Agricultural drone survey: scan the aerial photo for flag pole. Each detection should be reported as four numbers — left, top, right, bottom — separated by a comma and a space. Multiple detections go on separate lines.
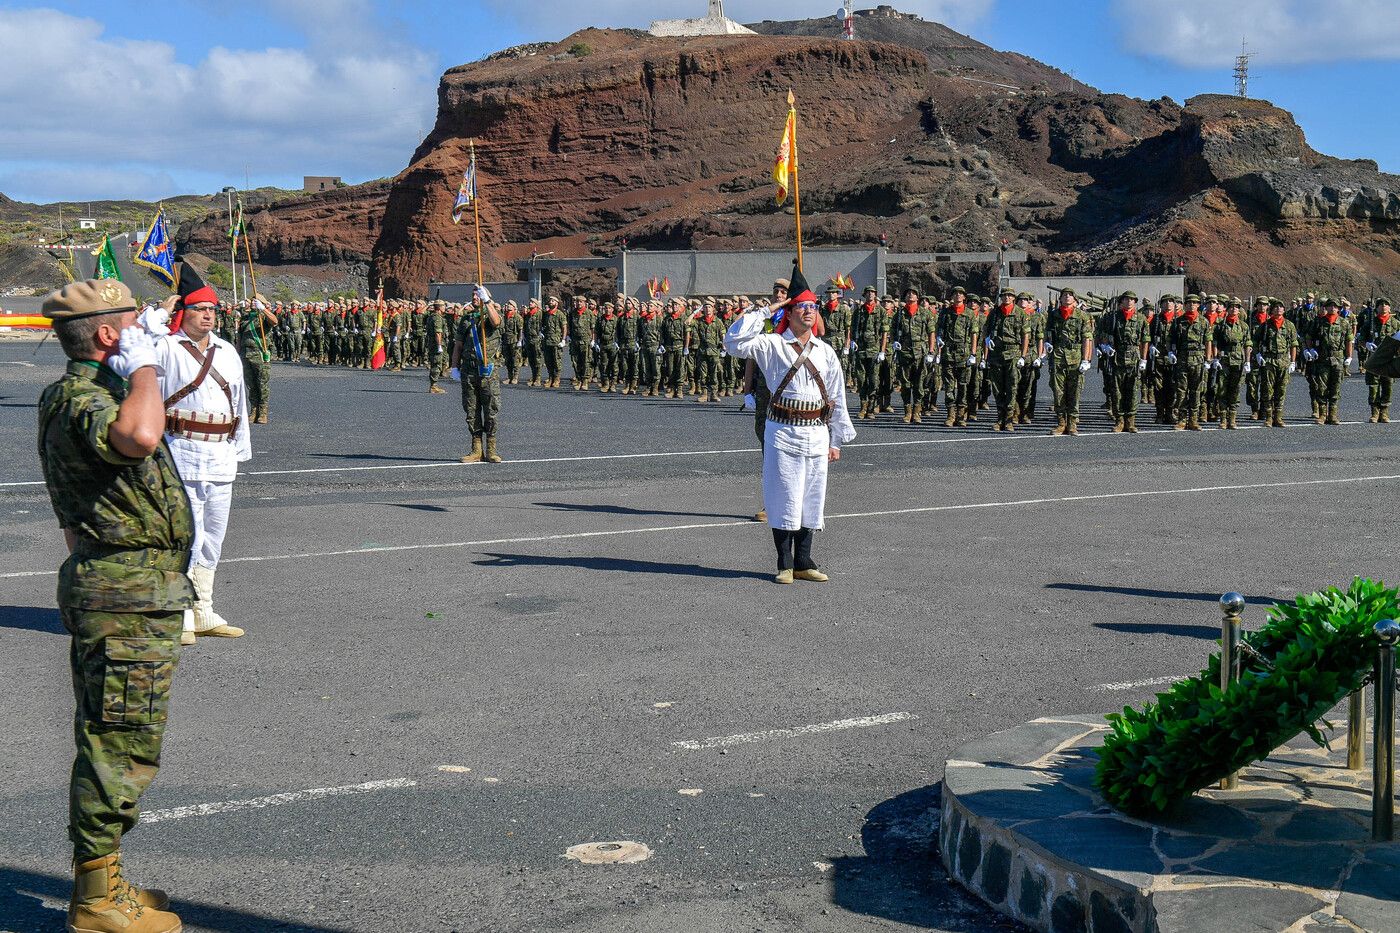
789, 90, 804, 273
241, 205, 267, 353
470, 139, 487, 365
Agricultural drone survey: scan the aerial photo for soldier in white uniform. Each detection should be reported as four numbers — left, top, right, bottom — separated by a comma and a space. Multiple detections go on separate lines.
154, 270, 251, 645
725, 266, 855, 584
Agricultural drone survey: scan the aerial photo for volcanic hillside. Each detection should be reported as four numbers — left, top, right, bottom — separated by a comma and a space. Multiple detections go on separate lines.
197, 11, 1400, 299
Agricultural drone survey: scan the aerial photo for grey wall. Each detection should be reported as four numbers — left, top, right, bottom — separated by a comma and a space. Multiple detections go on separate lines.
1003, 275, 1186, 307
429, 281, 533, 307
618, 248, 881, 300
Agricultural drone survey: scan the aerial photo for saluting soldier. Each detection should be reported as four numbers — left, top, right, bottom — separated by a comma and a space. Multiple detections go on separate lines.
450, 287, 504, 463
39, 280, 195, 933
237, 293, 277, 424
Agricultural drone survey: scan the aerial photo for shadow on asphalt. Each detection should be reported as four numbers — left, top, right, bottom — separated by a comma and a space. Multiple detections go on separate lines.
1046, 583, 1276, 606
306, 452, 450, 463
535, 501, 755, 521
473, 552, 772, 581
0, 606, 63, 635
0, 865, 355, 933
829, 785, 1024, 931
1093, 621, 1222, 639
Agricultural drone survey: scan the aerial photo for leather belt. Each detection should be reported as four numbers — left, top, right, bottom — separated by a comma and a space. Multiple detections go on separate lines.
165, 408, 237, 442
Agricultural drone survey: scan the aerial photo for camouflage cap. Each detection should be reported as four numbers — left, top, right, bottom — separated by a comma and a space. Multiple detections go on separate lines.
42, 279, 138, 320
999, 286, 1016, 297
863, 285, 877, 294
1016, 291, 1035, 302
1059, 287, 1077, 298
1323, 296, 1339, 307
1184, 294, 1201, 303
1378, 297, 1392, 307
1228, 296, 1243, 307
1269, 297, 1285, 307
1119, 290, 1138, 301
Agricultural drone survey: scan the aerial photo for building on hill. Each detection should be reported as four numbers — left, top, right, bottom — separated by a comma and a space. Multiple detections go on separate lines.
304, 176, 342, 193
650, 0, 755, 37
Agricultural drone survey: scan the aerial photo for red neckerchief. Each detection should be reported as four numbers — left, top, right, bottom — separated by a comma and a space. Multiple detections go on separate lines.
863, 301, 876, 314
1381, 312, 1392, 323
1000, 302, 1014, 316
1122, 309, 1134, 321
826, 300, 838, 312
1325, 312, 1338, 324
905, 302, 919, 317
1184, 310, 1198, 323
1226, 313, 1239, 324
1059, 306, 1073, 320
1255, 312, 1267, 323
1271, 317, 1284, 329
704, 313, 714, 323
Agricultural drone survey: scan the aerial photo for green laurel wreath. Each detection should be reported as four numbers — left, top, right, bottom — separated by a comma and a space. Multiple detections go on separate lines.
1094, 578, 1395, 817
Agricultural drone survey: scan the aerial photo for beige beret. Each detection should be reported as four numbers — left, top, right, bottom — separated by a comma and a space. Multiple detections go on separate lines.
42, 279, 138, 321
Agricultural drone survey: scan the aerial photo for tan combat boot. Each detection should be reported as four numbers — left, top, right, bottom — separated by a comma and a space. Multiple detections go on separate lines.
428, 384, 446, 394
1325, 403, 1340, 425
1382, 407, 1391, 424
460, 436, 483, 463
1112, 417, 1124, 433
1053, 417, 1066, 436
944, 408, 955, 427
911, 404, 923, 424
485, 436, 503, 464
903, 407, 914, 425
955, 406, 968, 427
69, 853, 181, 933
1272, 408, 1285, 427
1186, 418, 1202, 431
1125, 414, 1138, 433
1370, 405, 1379, 423
1066, 419, 1079, 436
1004, 418, 1015, 432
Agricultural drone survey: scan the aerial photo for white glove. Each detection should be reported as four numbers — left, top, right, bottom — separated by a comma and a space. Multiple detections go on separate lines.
877, 351, 886, 362
978, 360, 987, 370
1077, 360, 1091, 373
592, 341, 600, 351
137, 304, 170, 337
656, 346, 664, 355
924, 353, 935, 365
1253, 353, 1264, 367
1345, 356, 1354, 367
474, 285, 492, 304
892, 341, 902, 351
1148, 345, 1159, 359
985, 337, 995, 351
1288, 362, 1297, 373
1100, 344, 1115, 357
1303, 348, 1318, 362
1137, 359, 1147, 372
682, 348, 689, 357
611, 342, 619, 351
742, 393, 756, 411
1016, 357, 1025, 368
966, 355, 976, 367
448, 367, 461, 381
1243, 362, 1252, 374
1210, 359, 1221, 371
558, 340, 565, 348
842, 347, 850, 357
1166, 352, 1178, 365
517, 339, 524, 348
1366, 342, 1378, 352
1034, 356, 1044, 369
632, 343, 640, 352
107, 326, 162, 378
720, 350, 727, 358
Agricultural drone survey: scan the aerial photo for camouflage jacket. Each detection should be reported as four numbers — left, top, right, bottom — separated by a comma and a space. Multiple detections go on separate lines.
1253, 318, 1300, 360
851, 301, 885, 352
455, 313, 501, 378
38, 361, 194, 610
1212, 319, 1252, 366
1045, 308, 1093, 366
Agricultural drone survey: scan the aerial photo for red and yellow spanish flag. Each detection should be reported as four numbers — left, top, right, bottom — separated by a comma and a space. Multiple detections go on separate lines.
370, 305, 387, 370
772, 90, 797, 205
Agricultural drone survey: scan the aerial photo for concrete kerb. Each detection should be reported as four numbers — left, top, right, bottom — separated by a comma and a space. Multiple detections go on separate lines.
938, 715, 1399, 933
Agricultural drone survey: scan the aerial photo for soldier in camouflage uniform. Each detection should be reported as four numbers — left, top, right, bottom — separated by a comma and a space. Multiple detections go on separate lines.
984, 287, 1030, 431
595, 302, 620, 391
617, 299, 640, 393
893, 287, 936, 424
1245, 297, 1269, 418
1167, 295, 1210, 430
39, 280, 194, 933
425, 299, 449, 394
540, 297, 566, 388
1358, 297, 1397, 422
693, 301, 727, 402
851, 286, 887, 420
1304, 296, 1353, 425
1253, 298, 1299, 427
937, 288, 978, 427
238, 295, 277, 424
499, 301, 523, 384
567, 296, 593, 390
637, 300, 662, 394
821, 287, 852, 389
286, 301, 305, 363
521, 299, 544, 386
1100, 292, 1150, 432
1210, 297, 1252, 429
659, 299, 688, 399
1015, 293, 1046, 424
1046, 288, 1094, 435
451, 288, 504, 463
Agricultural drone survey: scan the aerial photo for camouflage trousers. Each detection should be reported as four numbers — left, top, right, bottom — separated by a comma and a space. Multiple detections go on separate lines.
542, 344, 562, 383
428, 350, 446, 386
1259, 359, 1291, 411
638, 348, 659, 388
523, 341, 542, 382
461, 373, 501, 437
1367, 372, 1394, 407
1050, 363, 1084, 421
569, 343, 591, 386
241, 353, 270, 415
64, 598, 184, 861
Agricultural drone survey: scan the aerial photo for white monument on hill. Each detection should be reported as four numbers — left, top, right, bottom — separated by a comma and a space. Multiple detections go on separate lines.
650, 0, 757, 37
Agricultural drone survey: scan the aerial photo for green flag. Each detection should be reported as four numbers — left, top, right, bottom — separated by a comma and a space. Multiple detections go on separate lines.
92, 235, 122, 281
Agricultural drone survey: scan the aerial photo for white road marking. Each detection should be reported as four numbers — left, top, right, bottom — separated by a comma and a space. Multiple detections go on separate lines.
0, 417, 1360, 488
1090, 675, 1187, 692
139, 778, 416, 824
672, 712, 917, 750
3, 472, 1397, 580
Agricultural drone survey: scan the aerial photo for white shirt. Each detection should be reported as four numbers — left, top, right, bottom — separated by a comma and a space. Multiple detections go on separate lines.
725, 309, 857, 454
154, 330, 252, 482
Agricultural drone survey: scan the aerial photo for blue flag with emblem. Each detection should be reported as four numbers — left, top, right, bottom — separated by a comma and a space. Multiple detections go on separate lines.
451, 155, 476, 225
134, 206, 176, 287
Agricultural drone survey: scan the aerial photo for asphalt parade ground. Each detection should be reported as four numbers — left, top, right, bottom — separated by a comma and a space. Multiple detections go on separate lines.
2, 339, 1397, 932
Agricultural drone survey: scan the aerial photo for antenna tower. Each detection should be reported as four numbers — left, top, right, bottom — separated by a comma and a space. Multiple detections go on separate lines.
1233, 39, 1253, 97
837, 1, 854, 40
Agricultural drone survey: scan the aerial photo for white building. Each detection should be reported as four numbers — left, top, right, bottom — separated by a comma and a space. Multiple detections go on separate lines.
650, 0, 756, 37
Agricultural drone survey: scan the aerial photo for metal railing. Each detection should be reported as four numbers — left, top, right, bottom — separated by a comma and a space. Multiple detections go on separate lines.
1215, 594, 1397, 842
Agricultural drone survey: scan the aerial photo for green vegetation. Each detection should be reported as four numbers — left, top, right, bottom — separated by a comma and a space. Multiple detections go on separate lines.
1095, 578, 1396, 817
567, 42, 593, 58
204, 262, 235, 289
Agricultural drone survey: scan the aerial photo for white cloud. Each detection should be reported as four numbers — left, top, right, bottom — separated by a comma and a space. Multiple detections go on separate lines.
0, 7, 436, 202
482, 0, 994, 38
1111, 0, 1400, 67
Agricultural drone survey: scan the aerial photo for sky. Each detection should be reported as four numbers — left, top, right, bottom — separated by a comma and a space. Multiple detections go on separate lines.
0, 0, 1395, 205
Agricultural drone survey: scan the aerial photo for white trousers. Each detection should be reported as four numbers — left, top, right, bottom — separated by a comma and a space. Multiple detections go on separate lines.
762, 424, 829, 532
186, 479, 233, 570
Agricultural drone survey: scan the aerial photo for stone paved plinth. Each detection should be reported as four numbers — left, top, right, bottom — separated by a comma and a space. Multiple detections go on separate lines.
940, 715, 1398, 932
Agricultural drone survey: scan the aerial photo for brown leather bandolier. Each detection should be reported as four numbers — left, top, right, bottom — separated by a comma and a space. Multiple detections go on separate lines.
164, 341, 240, 439
767, 339, 833, 426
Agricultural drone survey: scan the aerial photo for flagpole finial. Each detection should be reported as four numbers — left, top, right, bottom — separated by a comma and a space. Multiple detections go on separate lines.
787, 89, 795, 106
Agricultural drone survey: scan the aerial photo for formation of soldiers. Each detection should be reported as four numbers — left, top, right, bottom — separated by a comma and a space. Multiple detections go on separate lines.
211, 286, 1397, 432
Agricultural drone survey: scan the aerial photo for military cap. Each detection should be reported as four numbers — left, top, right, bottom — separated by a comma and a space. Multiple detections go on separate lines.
431, 299, 446, 308
999, 286, 1016, 297
1306, 291, 1317, 299
1016, 291, 1035, 302
903, 286, 920, 297
1228, 296, 1243, 307
1269, 297, 1285, 307
1323, 295, 1339, 307
774, 277, 791, 290
1377, 297, 1392, 307
42, 279, 137, 320
863, 285, 877, 295
1059, 287, 1077, 298
1184, 293, 1201, 303
1253, 295, 1267, 305
1119, 290, 1138, 301
952, 286, 967, 295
